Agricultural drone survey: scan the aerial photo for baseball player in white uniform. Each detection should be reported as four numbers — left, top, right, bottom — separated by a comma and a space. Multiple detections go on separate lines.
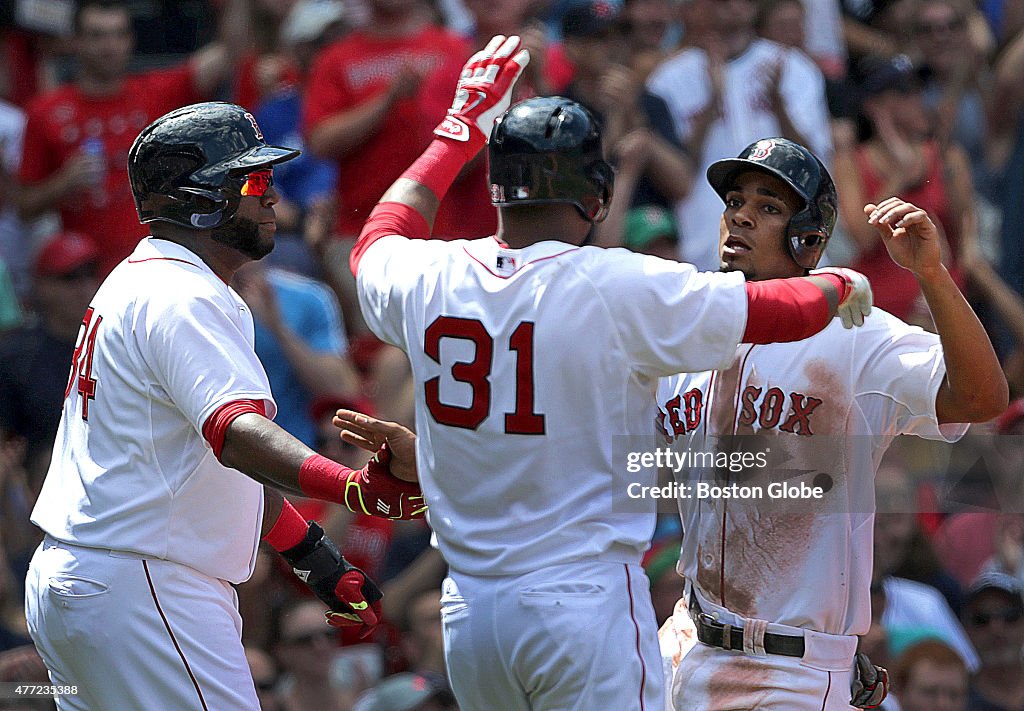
25, 102, 424, 710
345, 37, 873, 710
654, 138, 1008, 710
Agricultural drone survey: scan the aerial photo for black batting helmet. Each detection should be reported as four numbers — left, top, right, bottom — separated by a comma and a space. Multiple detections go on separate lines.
128, 102, 300, 230
707, 138, 837, 269
489, 97, 614, 223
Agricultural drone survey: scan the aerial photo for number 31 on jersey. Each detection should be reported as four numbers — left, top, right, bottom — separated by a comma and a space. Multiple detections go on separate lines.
424, 316, 545, 435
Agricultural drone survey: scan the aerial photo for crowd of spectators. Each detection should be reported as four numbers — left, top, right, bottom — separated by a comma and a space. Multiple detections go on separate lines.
1, 0, 1024, 708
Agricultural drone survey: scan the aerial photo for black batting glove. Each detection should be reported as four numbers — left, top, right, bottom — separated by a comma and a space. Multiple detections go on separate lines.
278, 522, 383, 634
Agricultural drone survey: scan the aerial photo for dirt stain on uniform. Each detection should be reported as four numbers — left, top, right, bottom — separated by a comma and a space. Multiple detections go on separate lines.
705, 654, 776, 710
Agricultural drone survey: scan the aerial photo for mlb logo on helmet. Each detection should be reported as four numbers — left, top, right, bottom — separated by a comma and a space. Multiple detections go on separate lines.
749, 139, 776, 161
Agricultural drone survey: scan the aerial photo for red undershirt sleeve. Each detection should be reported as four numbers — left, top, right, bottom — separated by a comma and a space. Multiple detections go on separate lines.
742, 273, 845, 344
202, 399, 267, 461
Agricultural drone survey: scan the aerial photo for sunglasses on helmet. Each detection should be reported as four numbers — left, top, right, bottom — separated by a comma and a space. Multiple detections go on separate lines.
240, 169, 274, 197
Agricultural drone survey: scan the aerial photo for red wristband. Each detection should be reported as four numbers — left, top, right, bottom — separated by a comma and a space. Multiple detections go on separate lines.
814, 272, 851, 303
262, 498, 309, 552
400, 139, 473, 200
298, 453, 353, 504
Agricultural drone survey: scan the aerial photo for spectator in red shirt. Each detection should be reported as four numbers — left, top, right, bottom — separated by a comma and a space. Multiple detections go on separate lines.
303, 0, 468, 334
16, 0, 252, 276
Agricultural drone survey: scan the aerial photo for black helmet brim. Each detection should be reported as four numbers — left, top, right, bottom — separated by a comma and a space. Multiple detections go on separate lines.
192, 144, 301, 182
706, 158, 811, 205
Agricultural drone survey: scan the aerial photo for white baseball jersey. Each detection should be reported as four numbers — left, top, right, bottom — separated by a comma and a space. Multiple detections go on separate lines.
647, 40, 832, 271
656, 310, 967, 637
31, 237, 275, 584
357, 235, 748, 577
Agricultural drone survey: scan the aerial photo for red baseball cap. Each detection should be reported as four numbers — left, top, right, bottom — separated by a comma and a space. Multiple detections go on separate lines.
34, 232, 100, 278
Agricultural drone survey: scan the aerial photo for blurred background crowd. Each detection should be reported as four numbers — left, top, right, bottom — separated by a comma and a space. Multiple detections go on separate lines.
0, 0, 1023, 709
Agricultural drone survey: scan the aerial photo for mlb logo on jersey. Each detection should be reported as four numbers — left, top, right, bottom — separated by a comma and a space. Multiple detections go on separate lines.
495, 253, 518, 275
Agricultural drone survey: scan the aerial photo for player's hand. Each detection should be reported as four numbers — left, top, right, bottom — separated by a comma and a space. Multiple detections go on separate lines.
434, 34, 530, 154
810, 267, 873, 328
598, 64, 642, 115
324, 560, 383, 633
278, 522, 384, 636
865, 198, 944, 278
850, 652, 888, 708
334, 409, 418, 482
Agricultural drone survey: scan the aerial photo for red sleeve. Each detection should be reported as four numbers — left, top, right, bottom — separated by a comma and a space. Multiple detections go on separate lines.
350, 202, 431, 275
201, 399, 268, 461
19, 103, 57, 183
742, 276, 838, 344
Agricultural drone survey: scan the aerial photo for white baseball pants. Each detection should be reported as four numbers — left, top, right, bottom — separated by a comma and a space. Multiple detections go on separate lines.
25, 536, 260, 710
441, 559, 664, 711
660, 599, 857, 710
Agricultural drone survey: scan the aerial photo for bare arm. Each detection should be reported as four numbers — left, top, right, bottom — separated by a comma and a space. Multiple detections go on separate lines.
832, 144, 879, 254
308, 68, 422, 159
841, 17, 898, 59
190, 0, 252, 98
643, 132, 694, 203
261, 486, 285, 537
17, 152, 101, 221
767, 60, 812, 150
221, 414, 316, 495
865, 198, 1008, 423
988, 26, 1024, 170
270, 322, 361, 399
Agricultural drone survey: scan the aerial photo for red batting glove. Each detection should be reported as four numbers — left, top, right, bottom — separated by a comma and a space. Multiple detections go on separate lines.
434, 34, 531, 158
325, 567, 384, 636
343, 443, 428, 520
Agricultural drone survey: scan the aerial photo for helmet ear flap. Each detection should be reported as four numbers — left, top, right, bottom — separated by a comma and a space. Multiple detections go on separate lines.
588, 159, 615, 223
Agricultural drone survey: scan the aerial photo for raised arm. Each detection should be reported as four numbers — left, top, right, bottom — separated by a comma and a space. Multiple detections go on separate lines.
190, 0, 252, 98
865, 197, 1008, 423
349, 35, 529, 276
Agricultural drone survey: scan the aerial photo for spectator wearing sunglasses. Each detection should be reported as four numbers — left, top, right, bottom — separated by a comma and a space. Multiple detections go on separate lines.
963, 572, 1024, 711
275, 599, 360, 711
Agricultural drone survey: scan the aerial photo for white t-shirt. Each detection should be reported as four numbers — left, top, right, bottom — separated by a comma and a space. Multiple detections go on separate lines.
656, 310, 967, 636
357, 235, 748, 576
647, 39, 833, 271
32, 238, 275, 584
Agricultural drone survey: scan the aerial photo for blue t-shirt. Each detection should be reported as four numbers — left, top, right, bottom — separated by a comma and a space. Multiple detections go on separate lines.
255, 87, 337, 209
253, 269, 348, 446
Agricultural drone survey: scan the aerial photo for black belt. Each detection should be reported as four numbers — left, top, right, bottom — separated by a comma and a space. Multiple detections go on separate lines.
689, 593, 805, 658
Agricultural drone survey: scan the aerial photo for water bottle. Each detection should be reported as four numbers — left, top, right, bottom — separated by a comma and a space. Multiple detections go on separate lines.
81, 136, 108, 207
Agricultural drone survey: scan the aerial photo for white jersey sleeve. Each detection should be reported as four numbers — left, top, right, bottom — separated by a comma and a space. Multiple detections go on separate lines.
136, 287, 276, 431
587, 251, 748, 376
853, 310, 967, 442
356, 235, 451, 350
